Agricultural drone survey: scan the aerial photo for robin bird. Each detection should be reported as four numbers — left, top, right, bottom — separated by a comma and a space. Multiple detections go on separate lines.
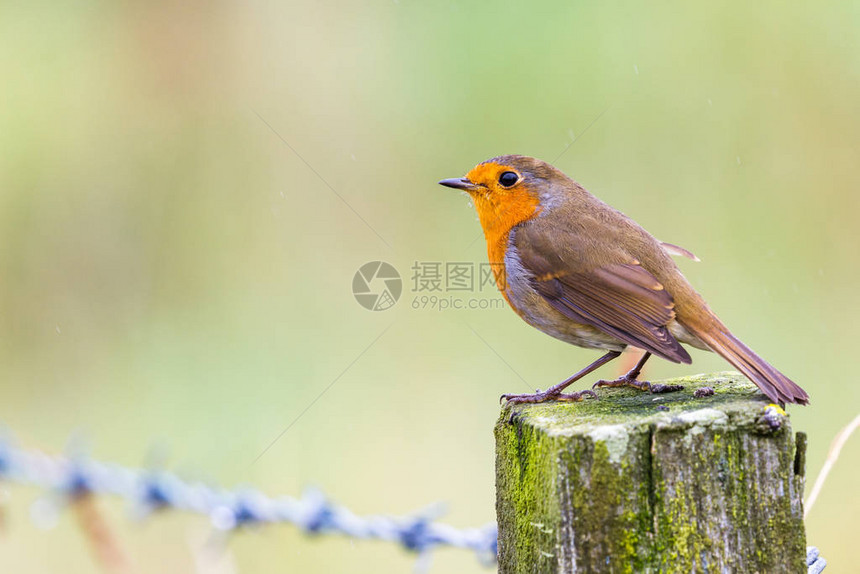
439, 155, 809, 406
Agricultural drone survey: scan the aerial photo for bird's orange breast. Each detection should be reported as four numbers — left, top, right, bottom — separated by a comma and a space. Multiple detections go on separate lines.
471, 188, 541, 307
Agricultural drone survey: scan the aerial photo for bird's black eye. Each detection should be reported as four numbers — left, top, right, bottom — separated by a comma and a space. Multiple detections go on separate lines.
498, 171, 519, 188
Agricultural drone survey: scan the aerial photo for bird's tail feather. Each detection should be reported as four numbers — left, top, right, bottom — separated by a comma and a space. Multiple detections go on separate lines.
686, 319, 809, 406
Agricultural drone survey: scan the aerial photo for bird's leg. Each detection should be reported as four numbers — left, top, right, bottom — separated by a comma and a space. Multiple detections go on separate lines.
502, 351, 621, 405
593, 352, 684, 394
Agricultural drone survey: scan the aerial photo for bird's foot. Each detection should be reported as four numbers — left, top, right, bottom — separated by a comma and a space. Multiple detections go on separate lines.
501, 389, 597, 405
593, 376, 684, 394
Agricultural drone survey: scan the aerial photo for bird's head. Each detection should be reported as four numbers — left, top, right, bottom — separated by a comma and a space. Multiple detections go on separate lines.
439, 155, 568, 234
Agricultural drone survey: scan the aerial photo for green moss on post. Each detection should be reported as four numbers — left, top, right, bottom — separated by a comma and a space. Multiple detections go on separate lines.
495, 372, 807, 573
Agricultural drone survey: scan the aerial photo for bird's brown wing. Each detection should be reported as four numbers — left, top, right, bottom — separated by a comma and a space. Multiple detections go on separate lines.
515, 228, 692, 364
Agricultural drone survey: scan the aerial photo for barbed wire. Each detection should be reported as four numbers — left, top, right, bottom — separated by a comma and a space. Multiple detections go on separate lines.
0, 439, 826, 571
0, 438, 497, 565
807, 547, 827, 574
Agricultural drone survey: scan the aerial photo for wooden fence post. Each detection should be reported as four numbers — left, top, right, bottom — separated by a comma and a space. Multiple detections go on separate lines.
495, 372, 807, 573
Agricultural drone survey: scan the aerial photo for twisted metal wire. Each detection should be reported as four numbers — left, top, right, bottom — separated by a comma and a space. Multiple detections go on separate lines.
0, 439, 497, 564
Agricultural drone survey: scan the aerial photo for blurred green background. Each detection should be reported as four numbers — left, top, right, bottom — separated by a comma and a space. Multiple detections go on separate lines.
1, 1, 858, 572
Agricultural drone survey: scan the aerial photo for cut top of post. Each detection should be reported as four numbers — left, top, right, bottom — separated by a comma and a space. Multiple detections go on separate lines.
502, 371, 782, 435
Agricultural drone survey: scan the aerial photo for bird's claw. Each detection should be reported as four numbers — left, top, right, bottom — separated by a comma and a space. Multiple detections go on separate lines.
501, 389, 597, 405
499, 389, 544, 404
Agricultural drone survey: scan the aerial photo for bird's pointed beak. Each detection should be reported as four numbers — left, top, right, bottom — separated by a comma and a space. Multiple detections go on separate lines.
439, 177, 481, 191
